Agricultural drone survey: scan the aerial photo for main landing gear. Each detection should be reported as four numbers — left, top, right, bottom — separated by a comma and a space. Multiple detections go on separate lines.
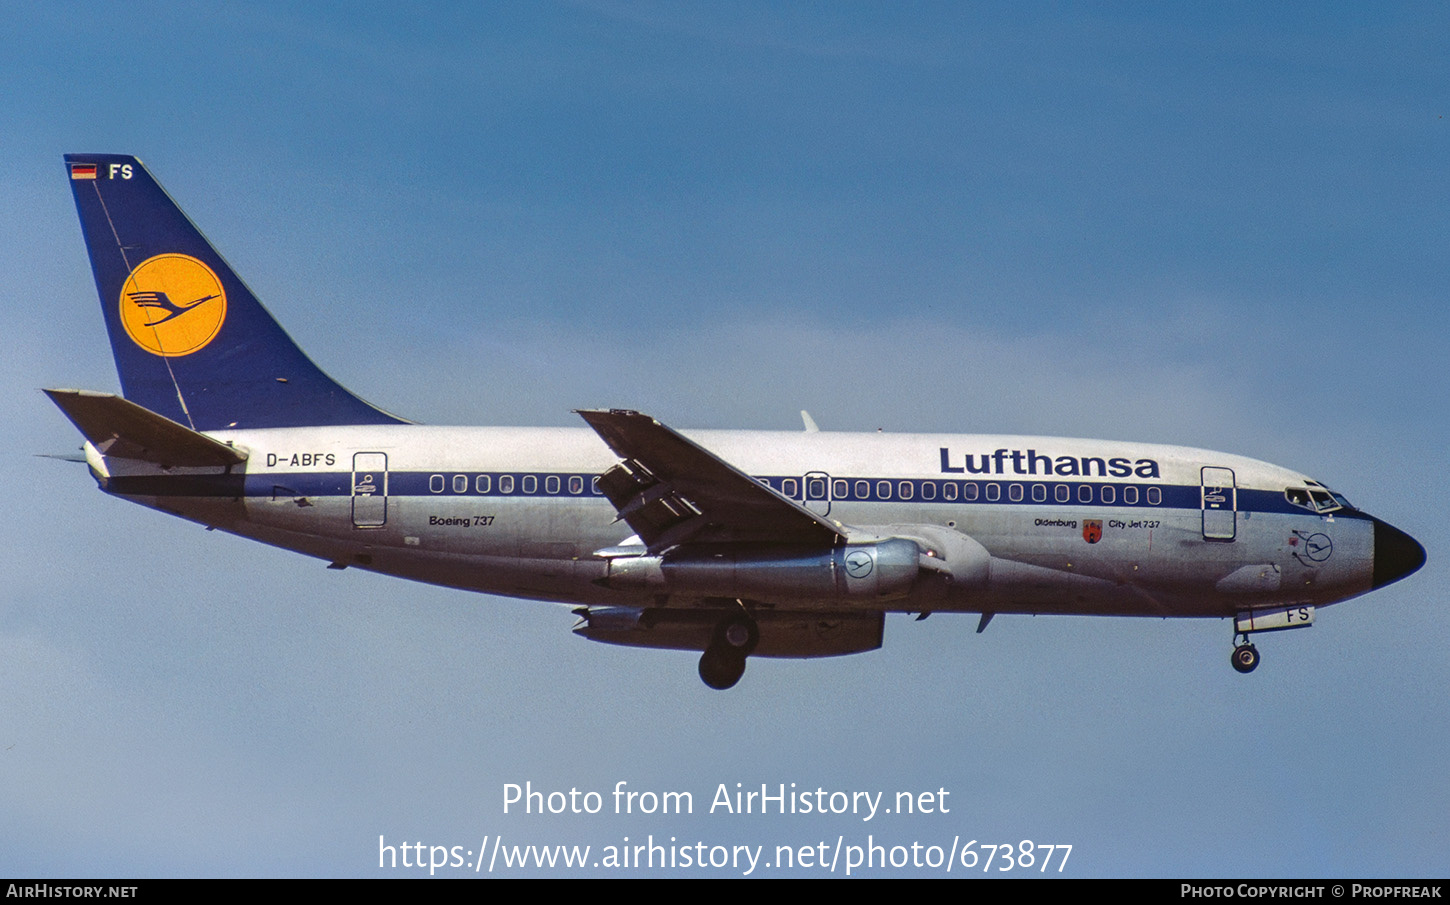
698, 612, 759, 690
1231, 634, 1260, 674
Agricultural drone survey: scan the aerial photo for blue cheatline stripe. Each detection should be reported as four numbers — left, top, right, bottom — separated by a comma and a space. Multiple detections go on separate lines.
103, 471, 1359, 519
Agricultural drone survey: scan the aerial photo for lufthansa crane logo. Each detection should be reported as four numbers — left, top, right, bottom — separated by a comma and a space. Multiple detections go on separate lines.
844, 550, 874, 579
1303, 532, 1333, 562
119, 254, 227, 356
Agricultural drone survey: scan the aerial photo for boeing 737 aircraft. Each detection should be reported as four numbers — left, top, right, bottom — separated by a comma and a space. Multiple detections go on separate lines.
49, 154, 1425, 689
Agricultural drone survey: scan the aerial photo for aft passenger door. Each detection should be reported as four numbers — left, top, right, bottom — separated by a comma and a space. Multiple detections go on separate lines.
352, 452, 388, 528
1201, 466, 1236, 541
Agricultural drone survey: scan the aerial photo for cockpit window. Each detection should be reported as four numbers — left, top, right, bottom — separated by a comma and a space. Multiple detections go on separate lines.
1308, 490, 1337, 512
1285, 484, 1352, 513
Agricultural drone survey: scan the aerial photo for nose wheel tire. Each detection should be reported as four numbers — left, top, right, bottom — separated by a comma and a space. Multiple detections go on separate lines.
1231, 643, 1260, 674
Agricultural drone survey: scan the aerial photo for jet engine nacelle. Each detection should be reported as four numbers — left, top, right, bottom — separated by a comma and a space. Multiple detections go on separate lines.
597, 537, 922, 604
874, 524, 993, 606
575, 607, 884, 658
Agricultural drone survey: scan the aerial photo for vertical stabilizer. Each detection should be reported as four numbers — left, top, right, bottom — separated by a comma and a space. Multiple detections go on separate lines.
64, 154, 406, 430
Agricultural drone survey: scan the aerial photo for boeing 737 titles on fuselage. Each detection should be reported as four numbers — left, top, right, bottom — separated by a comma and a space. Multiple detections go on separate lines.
48, 154, 1425, 688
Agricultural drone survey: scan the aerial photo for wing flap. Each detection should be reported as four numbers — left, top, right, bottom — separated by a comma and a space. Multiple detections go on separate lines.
45, 389, 247, 468
577, 409, 844, 552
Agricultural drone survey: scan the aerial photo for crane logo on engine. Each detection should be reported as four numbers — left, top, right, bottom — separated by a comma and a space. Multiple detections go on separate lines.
844, 550, 874, 579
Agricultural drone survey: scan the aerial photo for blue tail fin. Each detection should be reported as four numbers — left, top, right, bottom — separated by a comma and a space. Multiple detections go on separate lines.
64, 154, 406, 431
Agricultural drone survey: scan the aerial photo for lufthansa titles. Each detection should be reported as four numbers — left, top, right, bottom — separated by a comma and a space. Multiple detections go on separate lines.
939, 447, 1160, 479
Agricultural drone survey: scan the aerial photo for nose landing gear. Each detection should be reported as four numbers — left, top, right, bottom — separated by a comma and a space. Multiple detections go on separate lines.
1229, 606, 1316, 674
1231, 637, 1260, 674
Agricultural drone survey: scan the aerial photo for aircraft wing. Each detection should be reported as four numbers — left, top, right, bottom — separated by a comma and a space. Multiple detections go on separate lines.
577, 409, 846, 553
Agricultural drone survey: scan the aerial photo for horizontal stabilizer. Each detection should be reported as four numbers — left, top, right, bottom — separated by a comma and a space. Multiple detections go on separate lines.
36, 452, 89, 463
44, 389, 247, 468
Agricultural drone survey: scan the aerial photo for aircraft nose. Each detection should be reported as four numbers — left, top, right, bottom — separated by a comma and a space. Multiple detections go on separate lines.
1372, 517, 1426, 589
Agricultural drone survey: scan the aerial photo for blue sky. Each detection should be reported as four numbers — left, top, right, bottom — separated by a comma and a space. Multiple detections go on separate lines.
2, 2, 1446, 877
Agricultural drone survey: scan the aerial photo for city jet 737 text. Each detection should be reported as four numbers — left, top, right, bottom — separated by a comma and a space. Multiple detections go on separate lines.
49, 154, 1425, 689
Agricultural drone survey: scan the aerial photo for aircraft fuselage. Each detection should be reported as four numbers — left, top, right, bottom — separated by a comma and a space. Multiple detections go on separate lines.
89, 423, 1378, 619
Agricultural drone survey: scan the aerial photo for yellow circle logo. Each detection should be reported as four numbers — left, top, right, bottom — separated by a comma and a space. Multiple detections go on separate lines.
119, 254, 227, 356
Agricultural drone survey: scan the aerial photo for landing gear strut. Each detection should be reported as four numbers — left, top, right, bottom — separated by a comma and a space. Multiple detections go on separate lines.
1229, 606, 1318, 674
698, 612, 759, 690
1231, 635, 1260, 674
